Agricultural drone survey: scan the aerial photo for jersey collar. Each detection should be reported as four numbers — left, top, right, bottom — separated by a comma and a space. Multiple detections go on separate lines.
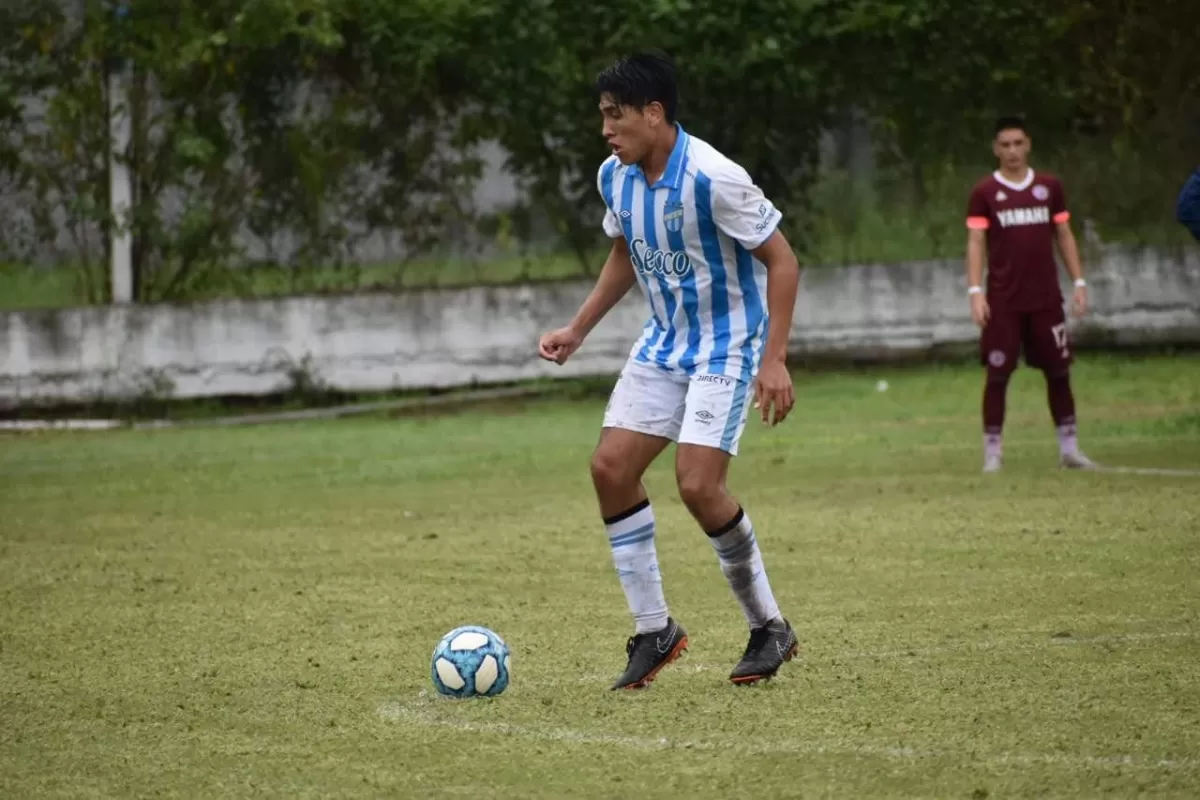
637, 123, 689, 191
993, 168, 1035, 192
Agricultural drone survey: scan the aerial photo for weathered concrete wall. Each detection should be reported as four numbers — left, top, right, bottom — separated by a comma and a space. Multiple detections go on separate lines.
2, 246, 1198, 408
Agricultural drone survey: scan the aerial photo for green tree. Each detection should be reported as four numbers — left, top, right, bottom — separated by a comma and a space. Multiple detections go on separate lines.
0, 0, 493, 302
467, 0, 852, 265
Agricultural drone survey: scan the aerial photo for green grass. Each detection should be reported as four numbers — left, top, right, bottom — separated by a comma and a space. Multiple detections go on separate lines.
0, 263, 84, 310
0, 252, 594, 311
2, 353, 1199, 798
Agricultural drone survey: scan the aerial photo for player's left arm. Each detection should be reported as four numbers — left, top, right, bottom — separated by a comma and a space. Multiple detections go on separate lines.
1051, 179, 1088, 316
711, 169, 800, 426
752, 230, 801, 376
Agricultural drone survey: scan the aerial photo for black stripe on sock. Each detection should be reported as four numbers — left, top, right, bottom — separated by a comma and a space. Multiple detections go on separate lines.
706, 506, 745, 538
602, 498, 650, 526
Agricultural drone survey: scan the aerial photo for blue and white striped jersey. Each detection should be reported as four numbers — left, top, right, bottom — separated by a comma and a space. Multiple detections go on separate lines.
598, 124, 783, 382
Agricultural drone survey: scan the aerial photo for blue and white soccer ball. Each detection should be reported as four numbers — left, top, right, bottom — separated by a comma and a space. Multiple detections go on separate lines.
430, 625, 511, 698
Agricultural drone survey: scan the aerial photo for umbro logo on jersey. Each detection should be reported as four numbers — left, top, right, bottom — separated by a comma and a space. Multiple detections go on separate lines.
619, 210, 632, 219
996, 190, 1007, 201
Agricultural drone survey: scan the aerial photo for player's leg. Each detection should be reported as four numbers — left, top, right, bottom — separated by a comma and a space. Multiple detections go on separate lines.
1025, 309, 1096, 469
675, 373, 797, 684
594, 361, 690, 689
980, 309, 1021, 472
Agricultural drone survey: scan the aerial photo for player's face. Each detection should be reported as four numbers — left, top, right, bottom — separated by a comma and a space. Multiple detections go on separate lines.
993, 129, 1030, 171
599, 95, 660, 165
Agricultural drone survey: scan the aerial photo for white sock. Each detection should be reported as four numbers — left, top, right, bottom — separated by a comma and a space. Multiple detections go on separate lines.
707, 507, 781, 629
605, 500, 669, 634
1057, 419, 1079, 456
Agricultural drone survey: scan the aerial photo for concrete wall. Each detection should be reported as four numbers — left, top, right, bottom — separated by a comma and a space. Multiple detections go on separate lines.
2, 246, 1198, 408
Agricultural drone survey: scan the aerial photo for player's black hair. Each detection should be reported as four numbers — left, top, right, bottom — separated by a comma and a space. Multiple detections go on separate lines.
595, 51, 678, 123
994, 115, 1029, 137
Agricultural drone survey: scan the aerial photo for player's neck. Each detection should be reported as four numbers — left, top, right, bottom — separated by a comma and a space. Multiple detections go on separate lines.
640, 126, 678, 185
998, 164, 1031, 183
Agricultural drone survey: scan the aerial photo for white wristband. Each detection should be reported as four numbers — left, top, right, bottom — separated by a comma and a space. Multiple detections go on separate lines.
967, 285, 983, 295
1074, 278, 1087, 288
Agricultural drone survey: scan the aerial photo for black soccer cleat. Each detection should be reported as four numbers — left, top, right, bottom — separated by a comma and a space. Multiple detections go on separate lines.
729, 617, 799, 685
610, 617, 689, 690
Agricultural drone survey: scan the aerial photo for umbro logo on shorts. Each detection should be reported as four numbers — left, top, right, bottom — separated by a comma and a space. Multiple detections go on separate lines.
695, 410, 715, 424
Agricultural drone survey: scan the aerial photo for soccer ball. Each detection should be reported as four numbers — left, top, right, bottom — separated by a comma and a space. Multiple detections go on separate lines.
430, 625, 511, 698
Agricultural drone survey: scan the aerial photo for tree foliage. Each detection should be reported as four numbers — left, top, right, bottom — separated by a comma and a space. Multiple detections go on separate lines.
0, 0, 1195, 301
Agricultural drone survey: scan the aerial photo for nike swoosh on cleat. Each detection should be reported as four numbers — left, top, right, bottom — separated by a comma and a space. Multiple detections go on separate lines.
655, 626, 676, 653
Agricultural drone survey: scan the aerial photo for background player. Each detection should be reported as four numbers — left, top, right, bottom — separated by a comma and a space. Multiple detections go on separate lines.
537, 51, 802, 689
966, 115, 1096, 473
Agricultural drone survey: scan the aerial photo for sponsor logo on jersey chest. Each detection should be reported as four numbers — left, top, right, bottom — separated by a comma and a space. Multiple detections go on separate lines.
996, 206, 1050, 228
630, 237, 694, 278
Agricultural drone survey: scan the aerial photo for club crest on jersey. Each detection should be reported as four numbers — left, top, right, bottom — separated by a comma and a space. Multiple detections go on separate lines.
630, 237, 693, 278
663, 202, 685, 234
1032, 185, 1049, 201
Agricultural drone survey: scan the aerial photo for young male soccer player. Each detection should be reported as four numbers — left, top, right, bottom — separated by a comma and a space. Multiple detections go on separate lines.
537, 52, 802, 689
965, 115, 1097, 473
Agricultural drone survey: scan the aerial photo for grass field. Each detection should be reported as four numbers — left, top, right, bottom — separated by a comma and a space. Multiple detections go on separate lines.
0, 253, 594, 311
2, 353, 1199, 798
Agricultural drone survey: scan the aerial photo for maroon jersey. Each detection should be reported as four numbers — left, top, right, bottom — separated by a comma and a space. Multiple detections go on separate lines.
966, 170, 1070, 312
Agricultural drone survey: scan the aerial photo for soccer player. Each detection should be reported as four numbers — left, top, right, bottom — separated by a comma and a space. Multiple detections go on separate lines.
965, 115, 1096, 473
537, 52, 801, 689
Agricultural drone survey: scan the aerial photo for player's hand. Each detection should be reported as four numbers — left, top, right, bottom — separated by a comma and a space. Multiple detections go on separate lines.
970, 293, 991, 328
753, 358, 794, 427
1071, 285, 1088, 317
537, 325, 584, 365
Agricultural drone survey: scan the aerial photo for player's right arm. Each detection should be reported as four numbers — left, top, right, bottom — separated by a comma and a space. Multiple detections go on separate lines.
965, 186, 991, 328
537, 239, 636, 365
569, 238, 638, 338
538, 163, 636, 365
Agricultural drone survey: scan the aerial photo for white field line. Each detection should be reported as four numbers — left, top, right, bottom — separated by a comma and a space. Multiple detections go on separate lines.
377, 693, 1199, 773
378, 694, 935, 761
1094, 465, 1200, 477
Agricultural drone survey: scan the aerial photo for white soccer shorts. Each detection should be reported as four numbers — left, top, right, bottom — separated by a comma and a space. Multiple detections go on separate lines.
601, 359, 753, 456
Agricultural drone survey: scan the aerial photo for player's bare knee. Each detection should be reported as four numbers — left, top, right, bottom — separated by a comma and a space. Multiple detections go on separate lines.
676, 472, 716, 513
674, 462, 724, 514
590, 446, 637, 495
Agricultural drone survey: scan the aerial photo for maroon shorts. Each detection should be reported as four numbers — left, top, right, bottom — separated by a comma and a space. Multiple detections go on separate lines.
980, 306, 1073, 376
